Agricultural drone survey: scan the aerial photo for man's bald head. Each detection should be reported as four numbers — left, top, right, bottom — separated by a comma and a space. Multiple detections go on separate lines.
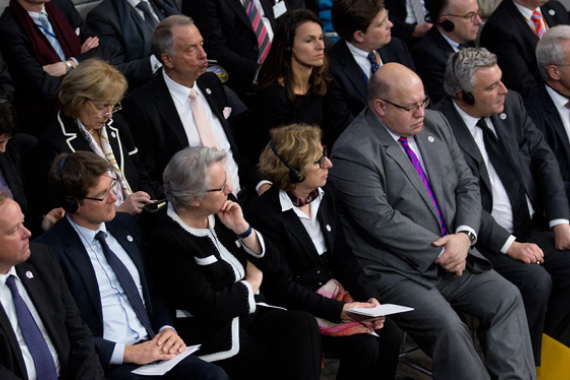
368, 63, 423, 106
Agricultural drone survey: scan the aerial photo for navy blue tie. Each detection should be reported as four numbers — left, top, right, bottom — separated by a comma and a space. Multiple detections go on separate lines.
5, 275, 58, 380
94, 231, 155, 338
136, 1, 158, 31
367, 51, 380, 75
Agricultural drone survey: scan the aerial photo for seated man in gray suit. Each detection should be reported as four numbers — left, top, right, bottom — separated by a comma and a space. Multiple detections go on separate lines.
435, 47, 570, 366
330, 63, 536, 379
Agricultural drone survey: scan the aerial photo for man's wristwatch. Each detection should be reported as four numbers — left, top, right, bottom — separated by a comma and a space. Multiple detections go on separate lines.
65, 60, 74, 73
459, 230, 476, 246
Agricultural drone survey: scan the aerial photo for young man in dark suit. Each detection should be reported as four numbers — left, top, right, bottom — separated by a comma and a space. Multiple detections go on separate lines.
0, 191, 105, 380
480, 0, 569, 98
527, 25, 570, 205
36, 151, 229, 380
327, 0, 416, 139
435, 47, 570, 366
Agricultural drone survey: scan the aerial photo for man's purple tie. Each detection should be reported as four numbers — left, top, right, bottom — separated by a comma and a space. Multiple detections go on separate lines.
399, 137, 447, 235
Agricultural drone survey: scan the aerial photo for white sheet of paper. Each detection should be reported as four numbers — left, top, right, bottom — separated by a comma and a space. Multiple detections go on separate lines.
131, 345, 201, 376
347, 304, 414, 317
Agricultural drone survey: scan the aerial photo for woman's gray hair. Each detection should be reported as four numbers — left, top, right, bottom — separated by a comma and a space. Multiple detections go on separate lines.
151, 15, 195, 64
537, 25, 570, 82
444, 48, 497, 97
163, 146, 227, 210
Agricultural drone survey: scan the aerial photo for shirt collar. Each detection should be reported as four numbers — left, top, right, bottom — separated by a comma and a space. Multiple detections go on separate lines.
513, 0, 542, 20
162, 69, 198, 107
545, 83, 570, 109
66, 214, 107, 244
166, 202, 216, 237
345, 40, 373, 58
279, 187, 325, 213
27, 7, 47, 22
0, 266, 18, 288
452, 99, 481, 133
437, 28, 461, 51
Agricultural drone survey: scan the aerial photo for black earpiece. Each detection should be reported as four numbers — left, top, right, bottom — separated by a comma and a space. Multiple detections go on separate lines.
440, 19, 455, 32
59, 156, 79, 214
269, 141, 304, 183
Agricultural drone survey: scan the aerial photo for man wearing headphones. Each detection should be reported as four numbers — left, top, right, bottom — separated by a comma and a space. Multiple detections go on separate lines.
35, 151, 229, 380
435, 47, 570, 367
411, 0, 482, 104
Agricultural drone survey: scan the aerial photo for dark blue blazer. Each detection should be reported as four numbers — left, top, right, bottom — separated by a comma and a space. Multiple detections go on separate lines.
35, 213, 173, 369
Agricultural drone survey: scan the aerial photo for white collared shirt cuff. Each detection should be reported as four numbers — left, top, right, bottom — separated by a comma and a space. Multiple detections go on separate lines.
110, 343, 126, 365
237, 231, 266, 258
158, 325, 176, 334
455, 225, 478, 245
240, 280, 257, 313
150, 55, 162, 73
69, 57, 78, 66
255, 180, 272, 193
549, 219, 569, 229
438, 247, 445, 257
500, 235, 517, 254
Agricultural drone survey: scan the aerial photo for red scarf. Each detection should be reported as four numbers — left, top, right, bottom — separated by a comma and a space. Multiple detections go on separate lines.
9, 0, 81, 65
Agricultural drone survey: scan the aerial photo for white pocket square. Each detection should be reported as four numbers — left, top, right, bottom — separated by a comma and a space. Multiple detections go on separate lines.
75, 27, 80, 36
223, 107, 232, 119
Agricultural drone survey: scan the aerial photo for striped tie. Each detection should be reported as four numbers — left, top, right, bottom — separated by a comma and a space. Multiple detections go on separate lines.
399, 137, 447, 235
531, 10, 545, 39
37, 13, 66, 61
241, 0, 272, 63
367, 51, 380, 75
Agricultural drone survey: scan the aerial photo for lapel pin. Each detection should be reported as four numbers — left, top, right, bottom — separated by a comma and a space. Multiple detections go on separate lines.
26, 271, 34, 279
206, 88, 212, 95
326, 224, 332, 232
127, 235, 134, 242
499, 113, 507, 120
428, 136, 435, 142
111, 131, 116, 138
549, 9, 555, 15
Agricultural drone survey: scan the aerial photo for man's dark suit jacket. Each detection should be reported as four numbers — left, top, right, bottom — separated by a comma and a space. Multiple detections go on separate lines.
327, 38, 416, 139
35, 214, 174, 369
0, 0, 109, 136
526, 85, 570, 204
412, 27, 475, 104
181, 0, 305, 95
0, 243, 105, 380
123, 71, 261, 190
480, 0, 569, 99
434, 93, 570, 252
86, 0, 179, 90
33, 112, 160, 213
249, 184, 378, 323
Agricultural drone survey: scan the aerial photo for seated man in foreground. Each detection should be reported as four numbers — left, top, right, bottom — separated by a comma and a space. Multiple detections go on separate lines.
330, 63, 536, 379
36, 151, 228, 380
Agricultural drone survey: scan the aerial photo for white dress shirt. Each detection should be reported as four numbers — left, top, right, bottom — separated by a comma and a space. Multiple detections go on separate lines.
513, 1, 546, 33
346, 41, 384, 80
438, 29, 462, 52
0, 268, 60, 380
68, 216, 149, 364
163, 70, 242, 194
279, 188, 327, 255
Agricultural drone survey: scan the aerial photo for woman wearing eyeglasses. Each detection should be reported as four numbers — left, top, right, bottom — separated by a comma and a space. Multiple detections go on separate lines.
249, 9, 332, 163
35, 58, 160, 218
249, 124, 402, 380
143, 146, 322, 380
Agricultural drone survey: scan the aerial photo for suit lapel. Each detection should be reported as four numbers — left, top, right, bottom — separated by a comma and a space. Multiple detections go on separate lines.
506, 0, 539, 45
338, 42, 368, 104
155, 74, 189, 149
315, 195, 334, 253
540, 87, 570, 164
106, 119, 125, 172
0, 297, 26, 378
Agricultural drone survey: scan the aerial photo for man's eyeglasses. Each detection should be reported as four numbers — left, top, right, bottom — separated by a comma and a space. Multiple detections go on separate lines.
88, 101, 123, 120
83, 179, 117, 202
315, 146, 328, 169
206, 176, 227, 193
444, 8, 482, 23
380, 97, 430, 114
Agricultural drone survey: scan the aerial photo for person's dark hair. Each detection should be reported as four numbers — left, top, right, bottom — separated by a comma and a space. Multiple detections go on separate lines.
331, 0, 384, 42
0, 93, 18, 136
257, 9, 330, 103
49, 151, 112, 201
425, 0, 449, 23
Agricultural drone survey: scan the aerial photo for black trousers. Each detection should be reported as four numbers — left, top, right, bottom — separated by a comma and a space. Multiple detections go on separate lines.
321, 317, 402, 380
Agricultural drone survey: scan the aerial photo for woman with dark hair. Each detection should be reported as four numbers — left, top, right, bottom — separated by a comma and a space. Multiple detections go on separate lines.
250, 8, 332, 161
250, 124, 402, 380
35, 58, 160, 217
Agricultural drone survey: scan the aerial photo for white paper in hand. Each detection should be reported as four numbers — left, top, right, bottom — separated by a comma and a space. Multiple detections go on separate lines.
131, 344, 201, 376
347, 304, 414, 318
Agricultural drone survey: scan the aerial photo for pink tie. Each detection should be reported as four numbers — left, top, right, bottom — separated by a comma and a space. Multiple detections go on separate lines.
531, 10, 545, 39
189, 89, 218, 148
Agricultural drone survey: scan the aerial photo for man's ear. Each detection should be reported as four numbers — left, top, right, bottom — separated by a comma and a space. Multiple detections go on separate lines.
548, 64, 561, 81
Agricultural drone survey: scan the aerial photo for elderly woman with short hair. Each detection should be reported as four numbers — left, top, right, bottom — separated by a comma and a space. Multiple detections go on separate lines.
249, 124, 402, 380
35, 58, 159, 217
143, 146, 322, 380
